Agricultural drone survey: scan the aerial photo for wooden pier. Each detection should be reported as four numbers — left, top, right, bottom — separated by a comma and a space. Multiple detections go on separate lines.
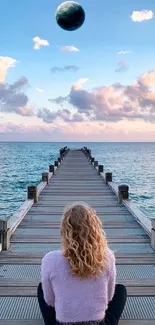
0, 147, 155, 324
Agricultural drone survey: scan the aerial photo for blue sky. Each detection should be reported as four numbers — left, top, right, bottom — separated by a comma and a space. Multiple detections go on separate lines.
0, 0, 155, 141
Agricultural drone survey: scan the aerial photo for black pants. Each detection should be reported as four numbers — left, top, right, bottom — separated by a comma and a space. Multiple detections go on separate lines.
37, 283, 127, 325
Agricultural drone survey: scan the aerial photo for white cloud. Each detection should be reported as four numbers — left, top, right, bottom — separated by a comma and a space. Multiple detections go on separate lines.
33, 36, 49, 50
60, 45, 79, 53
118, 50, 131, 55
36, 87, 44, 93
130, 10, 153, 22
0, 56, 17, 82
73, 78, 89, 90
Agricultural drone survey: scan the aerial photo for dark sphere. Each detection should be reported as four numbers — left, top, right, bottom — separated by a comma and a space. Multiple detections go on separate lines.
56, 1, 85, 31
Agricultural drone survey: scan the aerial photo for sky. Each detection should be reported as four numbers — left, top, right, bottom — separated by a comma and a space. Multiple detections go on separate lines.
0, 0, 155, 142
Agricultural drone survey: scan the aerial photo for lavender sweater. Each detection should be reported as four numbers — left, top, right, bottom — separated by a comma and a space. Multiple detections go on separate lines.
41, 248, 116, 323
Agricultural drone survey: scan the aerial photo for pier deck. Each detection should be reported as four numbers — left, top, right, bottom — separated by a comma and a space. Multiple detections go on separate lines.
0, 149, 155, 324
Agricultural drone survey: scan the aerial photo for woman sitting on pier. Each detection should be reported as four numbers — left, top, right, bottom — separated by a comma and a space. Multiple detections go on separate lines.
38, 203, 127, 325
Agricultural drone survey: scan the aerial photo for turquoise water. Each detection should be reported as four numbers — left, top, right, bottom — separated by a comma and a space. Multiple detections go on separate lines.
0, 142, 155, 219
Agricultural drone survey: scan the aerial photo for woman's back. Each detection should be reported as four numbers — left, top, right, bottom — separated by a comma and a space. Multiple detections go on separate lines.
38, 203, 126, 325
41, 248, 116, 323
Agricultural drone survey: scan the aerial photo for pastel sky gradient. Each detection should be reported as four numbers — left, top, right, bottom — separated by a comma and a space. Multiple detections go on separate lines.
0, 0, 155, 141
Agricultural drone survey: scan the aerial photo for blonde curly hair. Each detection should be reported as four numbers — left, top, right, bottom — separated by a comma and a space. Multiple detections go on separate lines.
60, 202, 108, 279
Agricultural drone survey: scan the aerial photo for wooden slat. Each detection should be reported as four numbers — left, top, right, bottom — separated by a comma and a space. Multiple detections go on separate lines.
1, 251, 154, 259
2, 286, 155, 297
1, 281, 155, 296
35, 204, 124, 208
1, 278, 155, 287
1, 256, 155, 265
2, 286, 155, 296
38, 198, 118, 203
0, 321, 44, 325
38, 195, 116, 200
0, 321, 155, 325
11, 237, 150, 244
27, 211, 130, 216
19, 222, 141, 229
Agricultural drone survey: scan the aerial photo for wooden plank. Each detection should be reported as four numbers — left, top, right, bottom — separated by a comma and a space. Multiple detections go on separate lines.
1, 252, 154, 259
1, 284, 155, 297
42, 190, 113, 193
38, 196, 117, 200
1, 278, 155, 287
28, 207, 129, 214
1, 256, 155, 265
26, 212, 131, 217
35, 203, 124, 208
2, 286, 155, 296
38, 198, 118, 203
11, 237, 150, 244
26, 211, 131, 217
19, 222, 140, 229
0, 321, 44, 325
0, 321, 155, 325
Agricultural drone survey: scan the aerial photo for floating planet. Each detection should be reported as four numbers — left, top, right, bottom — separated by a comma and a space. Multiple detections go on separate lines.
56, 1, 85, 31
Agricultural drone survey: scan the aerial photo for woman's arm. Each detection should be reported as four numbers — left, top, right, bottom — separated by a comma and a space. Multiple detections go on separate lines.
41, 254, 55, 306
107, 250, 116, 302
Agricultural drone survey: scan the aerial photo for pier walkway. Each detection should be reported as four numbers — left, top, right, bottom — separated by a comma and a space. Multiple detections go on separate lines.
0, 148, 155, 324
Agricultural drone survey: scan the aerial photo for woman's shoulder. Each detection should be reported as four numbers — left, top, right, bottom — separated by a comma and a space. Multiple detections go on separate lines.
105, 247, 115, 267
42, 250, 62, 263
105, 247, 115, 259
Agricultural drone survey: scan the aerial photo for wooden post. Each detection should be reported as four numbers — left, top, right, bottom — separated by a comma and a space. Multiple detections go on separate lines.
118, 185, 129, 203
27, 185, 38, 203
55, 161, 59, 167
151, 219, 155, 250
49, 165, 55, 174
0, 220, 10, 251
105, 172, 112, 184
91, 157, 95, 164
98, 165, 103, 175
42, 172, 49, 184
94, 161, 98, 168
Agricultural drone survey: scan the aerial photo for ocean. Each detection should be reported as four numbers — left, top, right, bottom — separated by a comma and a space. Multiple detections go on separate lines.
0, 142, 155, 219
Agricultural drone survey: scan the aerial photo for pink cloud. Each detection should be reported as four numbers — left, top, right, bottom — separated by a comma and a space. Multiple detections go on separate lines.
0, 76, 34, 116
47, 70, 155, 124
0, 121, 155, 142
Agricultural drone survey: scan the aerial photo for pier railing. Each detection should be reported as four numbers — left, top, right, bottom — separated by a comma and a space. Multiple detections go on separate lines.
82, 147, 155, 249
0, 146, 69, 251
0, 145, 154, 251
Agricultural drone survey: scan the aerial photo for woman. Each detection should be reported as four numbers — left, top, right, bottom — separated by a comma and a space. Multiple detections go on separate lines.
37, 203, 127, 325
